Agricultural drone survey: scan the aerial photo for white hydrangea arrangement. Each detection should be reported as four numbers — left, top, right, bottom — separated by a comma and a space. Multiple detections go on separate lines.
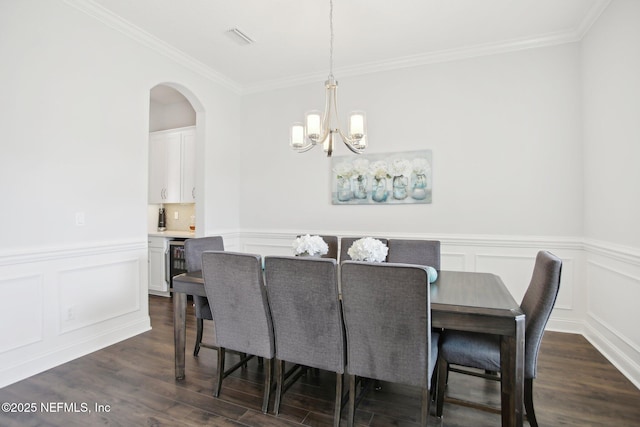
347, 237, 388, 263
389, 158, 412, 177
292, 234, 329, 256
369, 160, 391, 179
351, 158, 370, 177
412, 158, 431, 175
333, 162, 354, 179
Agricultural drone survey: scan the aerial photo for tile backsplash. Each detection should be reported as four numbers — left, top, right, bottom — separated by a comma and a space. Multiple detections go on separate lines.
148, 203, 195, 232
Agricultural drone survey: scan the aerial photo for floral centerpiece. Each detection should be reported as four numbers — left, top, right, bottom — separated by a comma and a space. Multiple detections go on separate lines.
347, 237, 388, 262
292, 234, 329, 257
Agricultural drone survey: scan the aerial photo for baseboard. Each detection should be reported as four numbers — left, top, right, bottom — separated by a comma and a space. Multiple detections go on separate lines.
0, 317, 150, 388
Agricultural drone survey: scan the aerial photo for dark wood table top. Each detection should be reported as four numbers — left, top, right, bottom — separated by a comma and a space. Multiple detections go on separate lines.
173, 269, 522, 317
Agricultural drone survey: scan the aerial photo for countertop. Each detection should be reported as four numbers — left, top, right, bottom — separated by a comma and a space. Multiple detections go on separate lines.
148, 230, 196, 239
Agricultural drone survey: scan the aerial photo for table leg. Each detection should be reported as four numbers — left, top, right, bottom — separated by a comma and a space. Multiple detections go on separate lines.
174, 291, 187, 380
500, 315, 525, 427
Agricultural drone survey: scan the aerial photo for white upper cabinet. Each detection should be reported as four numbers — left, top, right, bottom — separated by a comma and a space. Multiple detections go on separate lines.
180, 130, 196, 203
148, 126, 196, 204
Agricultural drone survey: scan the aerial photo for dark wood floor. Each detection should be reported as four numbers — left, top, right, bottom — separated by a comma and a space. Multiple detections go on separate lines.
1, 295, 639, 426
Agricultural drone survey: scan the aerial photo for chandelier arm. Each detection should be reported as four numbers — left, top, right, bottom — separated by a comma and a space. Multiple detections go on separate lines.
337, 129, 365, 154
293, 142, 317, 153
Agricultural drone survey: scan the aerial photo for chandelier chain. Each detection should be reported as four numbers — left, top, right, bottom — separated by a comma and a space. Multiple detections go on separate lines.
329, 0, 334, 79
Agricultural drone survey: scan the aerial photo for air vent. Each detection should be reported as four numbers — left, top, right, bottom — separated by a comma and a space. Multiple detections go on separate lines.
225, 28, 254, 46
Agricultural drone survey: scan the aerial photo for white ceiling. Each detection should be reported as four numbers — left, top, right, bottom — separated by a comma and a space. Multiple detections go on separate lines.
87, 0, 609, 95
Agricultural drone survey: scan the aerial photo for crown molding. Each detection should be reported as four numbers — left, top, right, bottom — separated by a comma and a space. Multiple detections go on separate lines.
62, 0, 243, 95
64, 0, 611, 96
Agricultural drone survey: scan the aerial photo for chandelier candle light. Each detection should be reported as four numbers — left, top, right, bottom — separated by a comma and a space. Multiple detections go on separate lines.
289, 0, 367, 157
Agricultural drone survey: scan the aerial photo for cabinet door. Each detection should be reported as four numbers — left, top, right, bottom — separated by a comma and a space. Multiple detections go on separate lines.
148, 133, 166, 204
181, 130, 196, 203
148, 245, 168, 293
148, 132, 181, 203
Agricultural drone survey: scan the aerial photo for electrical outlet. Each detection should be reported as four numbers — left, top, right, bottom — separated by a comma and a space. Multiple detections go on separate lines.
174, 211, 179, 220
65, 306, 76, 321
75, 212, 85, 226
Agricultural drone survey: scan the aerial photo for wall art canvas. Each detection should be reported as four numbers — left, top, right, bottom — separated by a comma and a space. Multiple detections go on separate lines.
331, 150, 432, 205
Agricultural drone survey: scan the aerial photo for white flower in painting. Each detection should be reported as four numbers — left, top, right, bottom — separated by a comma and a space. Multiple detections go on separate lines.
369, 161, 390, 179
352, 158, 370, 177
347, 237, 388, 263
292, 234, 329, 256
333, 162, 354, 178
412, 158, 431, 175
389, 159, 412, 177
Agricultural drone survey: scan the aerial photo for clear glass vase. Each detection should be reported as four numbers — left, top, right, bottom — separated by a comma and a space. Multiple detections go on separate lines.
353, 175, 368, 199
412, 173, 428, 200
336, 176, 352, 202
372, 177, 388, 202
393, 175, 408, 200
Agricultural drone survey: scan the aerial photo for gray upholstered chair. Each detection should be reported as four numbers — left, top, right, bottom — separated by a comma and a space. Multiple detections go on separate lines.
295, 234, 339, 259
341, 261, 438, 427
339, 237, 388, 263
201, 251, 275, 414
184, 236, 224, 356
264, 256, 345, 425
387, 239, 441, 271
435, 250, 562, 427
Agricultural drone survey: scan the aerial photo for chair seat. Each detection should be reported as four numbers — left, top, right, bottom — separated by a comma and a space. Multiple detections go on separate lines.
440, 331, 501, 373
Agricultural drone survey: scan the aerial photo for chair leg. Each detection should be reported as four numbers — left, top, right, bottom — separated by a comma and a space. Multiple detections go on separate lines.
193, 318, 203, 356
214, 347, 225, 397
334, 372, 343, 427
261, 358, 273, 414
524, 378, 538, 427
273, 359, 285, 415
347, 374, 356, 427
435, 356, 448, 417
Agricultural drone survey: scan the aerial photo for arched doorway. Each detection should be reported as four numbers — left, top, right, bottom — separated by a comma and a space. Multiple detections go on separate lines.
147, 83, 205, 297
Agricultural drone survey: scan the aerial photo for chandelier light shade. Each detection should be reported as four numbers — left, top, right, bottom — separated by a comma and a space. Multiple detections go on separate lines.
289, 0, 367, 157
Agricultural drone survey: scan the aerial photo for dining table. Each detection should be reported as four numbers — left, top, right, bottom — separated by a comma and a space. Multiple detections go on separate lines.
171, 269, 525, 427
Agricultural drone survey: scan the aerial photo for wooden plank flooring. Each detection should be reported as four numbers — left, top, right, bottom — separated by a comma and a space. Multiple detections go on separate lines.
1, 295, 639, 426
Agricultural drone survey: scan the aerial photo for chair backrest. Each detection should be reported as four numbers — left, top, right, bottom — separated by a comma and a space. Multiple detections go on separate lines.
339, 237, 388, 263
341, 260, 433, 388
264, 256, 344, 373
386, 239, 441, 271
320, 235, 339, 260
201, 251, 274, 358
184, 236, 224, 272
295, 235, 338, 260
521, 250, 562, 379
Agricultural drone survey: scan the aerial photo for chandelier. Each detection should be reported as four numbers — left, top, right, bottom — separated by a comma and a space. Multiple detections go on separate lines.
289, 0, 367, 157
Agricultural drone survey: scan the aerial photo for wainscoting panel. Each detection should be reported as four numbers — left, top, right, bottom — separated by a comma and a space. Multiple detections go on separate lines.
585, 251, 640, 388
0, 274, 43, 353
58, 259, 141, 334
0, 241, 150, 388
441, 252, 467, 271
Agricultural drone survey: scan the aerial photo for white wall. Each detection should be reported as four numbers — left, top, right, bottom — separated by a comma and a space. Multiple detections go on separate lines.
149, 99, 195, 132
581, 0, 640, 388
240, 44, 584, 238
239, 44, 587, 338
0, 0, 241, 387
239, 10, 640, 388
